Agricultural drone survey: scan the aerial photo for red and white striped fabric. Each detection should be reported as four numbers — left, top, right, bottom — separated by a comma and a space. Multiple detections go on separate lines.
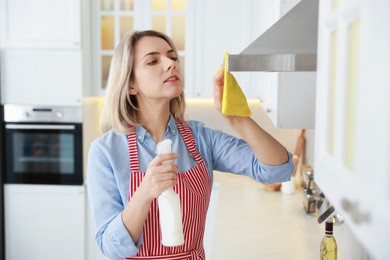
125, 121, 212, 260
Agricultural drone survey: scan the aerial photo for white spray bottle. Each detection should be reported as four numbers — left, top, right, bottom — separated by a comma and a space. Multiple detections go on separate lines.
156, 139, 184, 246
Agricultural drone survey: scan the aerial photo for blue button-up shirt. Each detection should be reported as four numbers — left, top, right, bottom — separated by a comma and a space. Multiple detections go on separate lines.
87, 116, 294, 259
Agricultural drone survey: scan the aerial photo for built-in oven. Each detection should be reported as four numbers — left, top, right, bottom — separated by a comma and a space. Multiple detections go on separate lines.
2, 104, 83, 185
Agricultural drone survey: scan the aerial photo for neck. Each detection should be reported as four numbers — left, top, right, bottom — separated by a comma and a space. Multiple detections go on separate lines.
137, 100, 171, 143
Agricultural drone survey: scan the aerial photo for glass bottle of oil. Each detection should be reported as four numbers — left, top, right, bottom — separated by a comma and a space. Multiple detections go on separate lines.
320, 221, 337, 260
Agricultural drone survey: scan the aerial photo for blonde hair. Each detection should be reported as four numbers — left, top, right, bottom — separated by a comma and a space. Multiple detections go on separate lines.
100, 30, 186, 134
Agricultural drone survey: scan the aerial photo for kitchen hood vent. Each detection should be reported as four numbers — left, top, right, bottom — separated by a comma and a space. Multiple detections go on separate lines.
228, 0, 319, 72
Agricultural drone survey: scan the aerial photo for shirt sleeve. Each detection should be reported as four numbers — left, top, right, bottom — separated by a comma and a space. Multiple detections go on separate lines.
87, 139, 142, 259
190, 121, 294, 183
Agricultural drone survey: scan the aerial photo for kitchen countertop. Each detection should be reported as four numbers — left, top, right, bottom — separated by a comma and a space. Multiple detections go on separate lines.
208, 171, 325, 260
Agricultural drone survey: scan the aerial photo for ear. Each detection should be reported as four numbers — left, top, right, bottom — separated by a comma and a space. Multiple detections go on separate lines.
128, 87, 137, 95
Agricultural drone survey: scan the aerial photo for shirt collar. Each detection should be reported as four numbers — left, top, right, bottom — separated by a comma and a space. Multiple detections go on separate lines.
166, 115, 178, 136
135, 115, 178, 143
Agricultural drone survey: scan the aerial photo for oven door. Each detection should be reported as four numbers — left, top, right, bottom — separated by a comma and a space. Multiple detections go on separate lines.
3, 123, 83, 185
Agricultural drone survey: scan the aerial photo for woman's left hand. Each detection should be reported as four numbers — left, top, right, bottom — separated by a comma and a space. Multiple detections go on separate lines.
213, 65, 224, 114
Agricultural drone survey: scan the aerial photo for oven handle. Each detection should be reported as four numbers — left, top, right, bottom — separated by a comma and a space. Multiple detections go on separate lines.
5, 124, 76, 130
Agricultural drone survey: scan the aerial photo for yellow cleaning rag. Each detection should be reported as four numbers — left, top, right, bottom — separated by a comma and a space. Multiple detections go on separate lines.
221, 52, 252, 117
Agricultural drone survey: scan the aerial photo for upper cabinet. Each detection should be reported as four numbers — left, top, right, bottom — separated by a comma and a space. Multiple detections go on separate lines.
314, 0, 390, 259
188, 0, 263, 99
0, 0, 85, 106
264, 72, 316, 128
0, 49, 83, 106
91, 0, 264, 98
92, 0, 188, 96
0, 0, 81, 49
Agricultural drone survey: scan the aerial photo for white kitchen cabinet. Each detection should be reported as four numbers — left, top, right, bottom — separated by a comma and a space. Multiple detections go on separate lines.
314, 0, 390, 259
91, 0, 188, 96
0, 50, 83, 106
4, 184, 86, 260
0, 0, 81, 49
0, 0, 86, 106
260, 72, 316, 129
262, 72, 316, 129
91, 0, 264, 98
190, 0, 260, 99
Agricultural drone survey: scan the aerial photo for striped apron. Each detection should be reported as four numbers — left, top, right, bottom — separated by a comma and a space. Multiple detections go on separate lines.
126, 121, 212, 259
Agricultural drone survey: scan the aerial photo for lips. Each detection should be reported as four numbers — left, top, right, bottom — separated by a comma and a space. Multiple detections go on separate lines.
164, 75, 180, 83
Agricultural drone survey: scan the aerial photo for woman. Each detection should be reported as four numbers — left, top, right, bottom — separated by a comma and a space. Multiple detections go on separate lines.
87, 30, 294, 260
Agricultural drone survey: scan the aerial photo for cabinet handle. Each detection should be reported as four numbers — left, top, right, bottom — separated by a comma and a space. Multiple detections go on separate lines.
341, 198, 370, 224
266, 108, 272, 113
317, 205, 335, 223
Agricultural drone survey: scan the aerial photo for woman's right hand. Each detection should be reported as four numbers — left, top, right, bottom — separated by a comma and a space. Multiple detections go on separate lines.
140, 153, 179, 201
121, 152, 179, 244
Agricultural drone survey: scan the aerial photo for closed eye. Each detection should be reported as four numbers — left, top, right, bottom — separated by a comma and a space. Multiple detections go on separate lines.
147, 60, 158, 65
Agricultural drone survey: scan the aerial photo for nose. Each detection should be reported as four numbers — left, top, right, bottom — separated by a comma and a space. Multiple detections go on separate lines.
164, 57, 176, 71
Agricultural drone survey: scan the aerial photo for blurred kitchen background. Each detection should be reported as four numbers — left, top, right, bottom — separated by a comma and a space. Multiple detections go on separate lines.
0, 0, 389, 259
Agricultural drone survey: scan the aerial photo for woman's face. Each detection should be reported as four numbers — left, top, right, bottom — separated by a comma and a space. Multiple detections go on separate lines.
130, 36, 183, 103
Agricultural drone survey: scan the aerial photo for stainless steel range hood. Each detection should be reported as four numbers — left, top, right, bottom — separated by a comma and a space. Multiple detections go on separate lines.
228, 0, 319, 72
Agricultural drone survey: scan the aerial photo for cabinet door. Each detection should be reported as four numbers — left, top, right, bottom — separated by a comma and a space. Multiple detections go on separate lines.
190, 0, 256, 98
4, 184, 86, 260
272, 72, 316, 129
314, 0, 390, 259
92, 0, 187, 96
0, 0, 81, 49
0, 50, 83, 106
262, 72, 316, 129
